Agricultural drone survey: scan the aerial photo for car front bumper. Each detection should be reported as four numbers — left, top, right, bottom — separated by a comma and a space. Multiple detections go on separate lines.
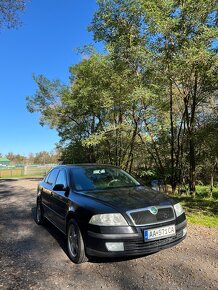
85, 220, 187, 258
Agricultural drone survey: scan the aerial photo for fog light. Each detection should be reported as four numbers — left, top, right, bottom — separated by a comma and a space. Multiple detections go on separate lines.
182, 227, 187, 237
105, 242, 124, 251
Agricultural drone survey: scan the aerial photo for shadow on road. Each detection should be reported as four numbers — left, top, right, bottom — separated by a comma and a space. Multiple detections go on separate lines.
0, 177, 42, 183
31, 206, 152, 265
31, 207, 68, 257
0, 179, 217, 289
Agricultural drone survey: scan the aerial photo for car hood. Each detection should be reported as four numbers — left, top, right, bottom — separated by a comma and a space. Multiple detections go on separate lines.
83, 186, 173, 211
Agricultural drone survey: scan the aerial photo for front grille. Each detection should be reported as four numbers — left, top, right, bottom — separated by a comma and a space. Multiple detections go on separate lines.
128, 206, 175, 226
124, 230, 183, 254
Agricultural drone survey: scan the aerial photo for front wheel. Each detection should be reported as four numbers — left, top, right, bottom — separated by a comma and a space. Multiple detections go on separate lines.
67, 219, 87, 264
36, 199, 44, 225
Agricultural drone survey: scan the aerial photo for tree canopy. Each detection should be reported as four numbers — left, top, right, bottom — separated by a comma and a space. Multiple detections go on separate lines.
0, 0, 27, 30
27, 0, 218, 195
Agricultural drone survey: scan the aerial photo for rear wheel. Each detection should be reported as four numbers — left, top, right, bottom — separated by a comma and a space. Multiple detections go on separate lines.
67, 219, 87, 264
36, 199, 44, 225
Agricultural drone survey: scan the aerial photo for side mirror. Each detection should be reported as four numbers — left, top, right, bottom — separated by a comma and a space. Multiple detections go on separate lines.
53, 184, 65, 191
53, 184, 70, 196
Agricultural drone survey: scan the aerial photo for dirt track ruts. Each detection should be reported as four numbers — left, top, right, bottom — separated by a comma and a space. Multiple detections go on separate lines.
0, 179, 217, 290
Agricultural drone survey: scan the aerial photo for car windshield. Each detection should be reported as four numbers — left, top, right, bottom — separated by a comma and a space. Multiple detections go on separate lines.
71, 166, 140, 191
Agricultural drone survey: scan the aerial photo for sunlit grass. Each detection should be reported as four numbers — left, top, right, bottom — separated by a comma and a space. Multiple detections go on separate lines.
196, 185, 218, 199
186, 212, 218, 227
173, 195, 218, 228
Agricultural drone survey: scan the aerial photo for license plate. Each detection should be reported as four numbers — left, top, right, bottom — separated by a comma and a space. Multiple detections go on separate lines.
144, 225, 176, 241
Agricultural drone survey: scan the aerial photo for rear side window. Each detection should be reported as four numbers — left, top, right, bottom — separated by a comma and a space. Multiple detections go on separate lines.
46, 169, 59, 186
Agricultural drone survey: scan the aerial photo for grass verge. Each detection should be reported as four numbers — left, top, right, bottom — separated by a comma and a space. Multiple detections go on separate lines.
173, 195, 218, 228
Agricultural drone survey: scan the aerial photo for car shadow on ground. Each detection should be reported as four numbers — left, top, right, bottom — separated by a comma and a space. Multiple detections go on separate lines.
0, 181, 20, 198
31, 207, 68, 256
0, 179, 18, 183
31, 207, 152, 264
0, 178, 42, 183
21, 178, 43, 181
89, 255, 148, 264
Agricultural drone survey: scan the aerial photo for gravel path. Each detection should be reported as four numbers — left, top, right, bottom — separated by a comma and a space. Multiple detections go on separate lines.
0, 179, 217, 290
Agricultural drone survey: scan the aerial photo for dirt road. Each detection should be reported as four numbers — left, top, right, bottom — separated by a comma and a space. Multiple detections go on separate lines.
0, 179, 217, 290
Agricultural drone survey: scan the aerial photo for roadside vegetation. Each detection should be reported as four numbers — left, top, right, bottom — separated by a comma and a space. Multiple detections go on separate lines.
25, 1, 217, 226
0, 151, 60, 165
26, 0, 218, 197
172, 185, 218, 228
176, 196, 218, 228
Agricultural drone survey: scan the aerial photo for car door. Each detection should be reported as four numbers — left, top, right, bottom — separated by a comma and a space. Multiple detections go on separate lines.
41, 168, 59, 220
50, 169, 69, 232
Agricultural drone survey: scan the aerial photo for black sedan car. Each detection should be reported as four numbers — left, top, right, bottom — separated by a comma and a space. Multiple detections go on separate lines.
36, 164, 187, 263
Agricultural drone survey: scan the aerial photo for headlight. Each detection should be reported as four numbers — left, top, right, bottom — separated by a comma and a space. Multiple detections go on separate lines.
89, 213, 128, 226
174, 203, 184, 217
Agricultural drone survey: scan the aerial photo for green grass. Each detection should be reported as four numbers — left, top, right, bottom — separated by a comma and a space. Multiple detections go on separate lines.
196, 185, 218, 199
186, 213, 218, 227
172, 195, 218, 228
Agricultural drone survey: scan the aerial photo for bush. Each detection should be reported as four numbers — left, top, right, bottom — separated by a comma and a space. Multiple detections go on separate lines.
196, 185, 218, 199
212, 187, 218, 199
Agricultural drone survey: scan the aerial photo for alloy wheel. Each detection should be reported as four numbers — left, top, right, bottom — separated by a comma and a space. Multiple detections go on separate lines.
68, 224, 79, 258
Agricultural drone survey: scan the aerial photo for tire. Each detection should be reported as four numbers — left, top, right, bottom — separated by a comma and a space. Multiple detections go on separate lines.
36, 199, 44, 225
67, 219, 87, 264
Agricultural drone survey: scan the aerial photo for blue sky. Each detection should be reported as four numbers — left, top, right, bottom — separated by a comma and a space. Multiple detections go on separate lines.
0, 0, 99, 156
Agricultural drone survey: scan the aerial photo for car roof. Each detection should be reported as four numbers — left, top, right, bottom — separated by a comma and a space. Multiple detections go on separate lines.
54, 164, 120, 170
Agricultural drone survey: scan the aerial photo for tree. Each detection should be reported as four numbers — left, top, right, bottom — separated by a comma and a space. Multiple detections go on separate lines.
90, 0, 218, 194
6, 152, 26, 164
27, 54, 147, 168
196, 113, 218, 195
0, 0, 27, 30
27, 0, 218, 194
4, 150, 59, 164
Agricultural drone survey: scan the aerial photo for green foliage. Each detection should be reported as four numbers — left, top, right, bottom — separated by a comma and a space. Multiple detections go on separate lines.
58, 142, 92, 164
27, 0, 218, 192
26, 75, 67, 128
5, 151, 60, 165
0, 0, 27, 30
89, 0, 218, 193
196, 185, 218, 199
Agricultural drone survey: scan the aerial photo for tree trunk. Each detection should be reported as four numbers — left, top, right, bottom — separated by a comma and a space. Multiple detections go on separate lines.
106, 140, 113, 164
87, 146, 96, 163
114, 109, 118, 166
169, 79, 176, 193
144, 121, 165, 176
189, 136, 196, 196
188, 69, 198, 197
210, 157, 217, 198
184, 68, 198, 197
118, 107, 123, 166
210, 173, 214, 198
125, 121, 137, 172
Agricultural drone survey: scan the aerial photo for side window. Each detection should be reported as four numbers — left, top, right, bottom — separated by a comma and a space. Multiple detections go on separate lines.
44, 172, 51, 183
47, 169, 59, 186
55, 170, 67, 188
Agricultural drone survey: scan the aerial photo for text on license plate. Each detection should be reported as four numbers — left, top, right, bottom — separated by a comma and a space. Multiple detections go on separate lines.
144, 225, 176, 241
